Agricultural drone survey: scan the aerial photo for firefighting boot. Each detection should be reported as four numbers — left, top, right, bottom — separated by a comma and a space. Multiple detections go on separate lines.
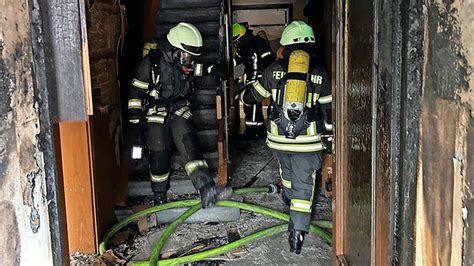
240, 126, 259, 140
256, 125, 267, 139
289, 229, 306, 254
153, 191, 167, 205
281, 193, 291, 207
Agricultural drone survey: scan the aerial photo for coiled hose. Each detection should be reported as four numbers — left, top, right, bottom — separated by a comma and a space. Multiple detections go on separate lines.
99, 185, 332, 266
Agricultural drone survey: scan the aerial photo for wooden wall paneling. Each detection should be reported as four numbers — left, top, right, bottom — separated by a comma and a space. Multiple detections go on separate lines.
334, 0, 348, 260
89, 112, 120, 237
59, 122, 97, 253
216, 94, 229, 186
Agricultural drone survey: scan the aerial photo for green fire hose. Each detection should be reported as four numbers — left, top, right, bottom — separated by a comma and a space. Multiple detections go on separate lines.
99, 186, 332, 265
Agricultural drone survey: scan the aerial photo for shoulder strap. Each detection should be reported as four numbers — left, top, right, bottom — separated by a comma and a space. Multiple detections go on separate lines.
149, 49, 163, 88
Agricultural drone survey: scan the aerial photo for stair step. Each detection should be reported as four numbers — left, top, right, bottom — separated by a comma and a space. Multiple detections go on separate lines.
193, 108, 217, 130
198, 129, 217, 151
156, 36, 219, 53
194, 75, 220, 87
115, 195, 242, 224
157, 7, 220, 24
192, 88, 217, 106
160, 0, 221, 9
130, 150, 218, 181
128, 171, 197, 196
155, 21, 220, 38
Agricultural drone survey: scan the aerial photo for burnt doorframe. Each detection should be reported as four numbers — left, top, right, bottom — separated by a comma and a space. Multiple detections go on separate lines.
26, 0, 96, 263
27, 0, 67, 265
333, 0, 421, 264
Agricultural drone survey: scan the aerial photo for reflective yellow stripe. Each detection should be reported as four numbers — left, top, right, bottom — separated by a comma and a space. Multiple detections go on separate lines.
324, 120, 333, 131
268, 121, 319, 143
156, 111, 167, 116
281, 178, 292, 189
270, 121, 278, 136
147, 116, 165, 123
318, 95, 332, 104
147, 106, 156, 115
310, 170, 316, 202
182, 111, 192, 119
252, 81, 271, 98
132, 78, 149, 90
268, 133, 320, 144
271, 89, 277, 101
307, 121, 317, 135
306, 92, 313, 107
128, 99, 142, 109
185, 160, 209, 176
151, 172, 169, 183
266, 139, 324, 152
149, 89, 159, 99
290, 199, 312, 213
261, 51, 272, 58
175, 106, 190, 116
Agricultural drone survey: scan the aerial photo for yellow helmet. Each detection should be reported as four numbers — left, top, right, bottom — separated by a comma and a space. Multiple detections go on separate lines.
143, 41, 158, 58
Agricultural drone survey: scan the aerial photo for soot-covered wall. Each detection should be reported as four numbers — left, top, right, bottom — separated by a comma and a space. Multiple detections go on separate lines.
0, 0, 57, 264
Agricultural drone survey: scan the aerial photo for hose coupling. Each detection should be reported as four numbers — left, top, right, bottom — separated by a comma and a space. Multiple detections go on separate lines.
267, 183, 279, 194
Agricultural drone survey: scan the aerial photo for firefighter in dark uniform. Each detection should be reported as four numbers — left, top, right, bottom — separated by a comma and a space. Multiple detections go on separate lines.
128, 22, 231, 208
232, 23, 275, 139
239, 21, 332, 253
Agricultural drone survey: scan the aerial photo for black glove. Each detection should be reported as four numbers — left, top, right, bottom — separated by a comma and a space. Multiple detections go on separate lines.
199, 184, 233, 208
209, 61, 228, 81
234, 81, 253, 101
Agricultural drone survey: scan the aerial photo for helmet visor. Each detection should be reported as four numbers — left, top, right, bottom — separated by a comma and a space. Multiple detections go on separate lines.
178, 51, 194, 67
181, 43, 201, 56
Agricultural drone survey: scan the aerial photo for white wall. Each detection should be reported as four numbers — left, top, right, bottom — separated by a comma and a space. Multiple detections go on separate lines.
233, 0, 309, 21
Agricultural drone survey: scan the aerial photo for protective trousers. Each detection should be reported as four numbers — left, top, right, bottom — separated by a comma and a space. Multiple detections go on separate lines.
273, 151, 322, 232
243, 102, 265, 128
146, 114, 213, 193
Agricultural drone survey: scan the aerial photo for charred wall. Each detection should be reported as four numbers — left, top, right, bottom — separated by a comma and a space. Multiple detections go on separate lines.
0, 0, 57, 263
339, 0, 473, 264
382, 0, 474, 264
339, 0, 374, 264
415, 0, 473, 264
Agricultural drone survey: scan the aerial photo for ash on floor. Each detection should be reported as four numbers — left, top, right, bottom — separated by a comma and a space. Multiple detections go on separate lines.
112, 139, 332, 265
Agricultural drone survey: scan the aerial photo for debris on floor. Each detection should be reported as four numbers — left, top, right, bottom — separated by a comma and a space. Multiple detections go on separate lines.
105, 139, 332, 265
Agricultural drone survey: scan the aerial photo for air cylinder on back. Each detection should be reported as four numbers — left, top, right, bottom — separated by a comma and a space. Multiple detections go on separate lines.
283, 50, 310, 121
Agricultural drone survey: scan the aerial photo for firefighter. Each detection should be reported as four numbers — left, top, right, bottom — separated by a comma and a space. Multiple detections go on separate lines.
232, 23, 274, 139
238, 21, 332, 253
128, 22, 231, 208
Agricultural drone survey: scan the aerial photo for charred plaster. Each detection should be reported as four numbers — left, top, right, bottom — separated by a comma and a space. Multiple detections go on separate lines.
0, 41, 14, 185
0, 201, 20, 265
0, 0, 54, 263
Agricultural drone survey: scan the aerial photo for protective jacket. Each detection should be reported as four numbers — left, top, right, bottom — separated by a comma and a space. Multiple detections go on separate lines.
127, 44, 212, 194
234, 32, 274, 81
128, 45, 194, 125
241, 58, 332, 153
